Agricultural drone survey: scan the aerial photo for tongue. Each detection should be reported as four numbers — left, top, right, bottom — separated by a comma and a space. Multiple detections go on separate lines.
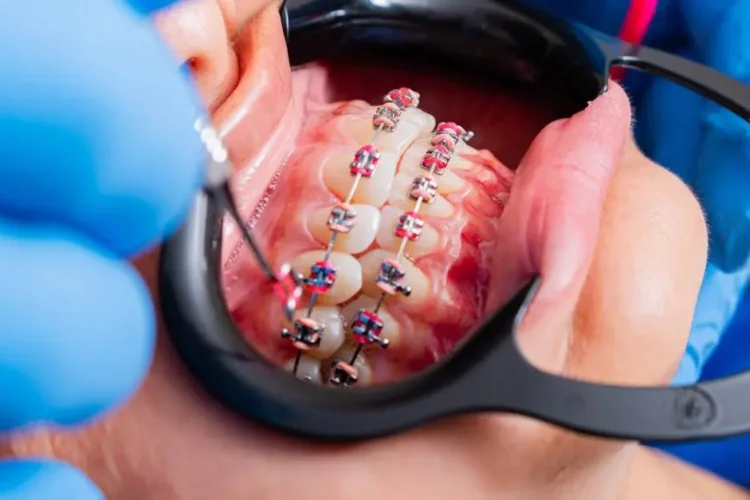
154, 3, 632, 384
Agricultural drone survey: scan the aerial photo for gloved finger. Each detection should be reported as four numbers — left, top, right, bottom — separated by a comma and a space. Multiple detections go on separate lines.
0, 1, 206, 258
0, 221, 153, 431
0, 460, 103, 500
124, 0, 185, 15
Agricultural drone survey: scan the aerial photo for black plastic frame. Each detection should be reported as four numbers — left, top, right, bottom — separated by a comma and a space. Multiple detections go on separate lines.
160, 0, 750, 442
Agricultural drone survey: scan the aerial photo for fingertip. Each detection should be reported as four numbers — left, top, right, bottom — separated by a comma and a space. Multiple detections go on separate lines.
571, 81, 632, 136
0, 1, 207, 257
0, 460, 103, 500
0, 224, 155, 430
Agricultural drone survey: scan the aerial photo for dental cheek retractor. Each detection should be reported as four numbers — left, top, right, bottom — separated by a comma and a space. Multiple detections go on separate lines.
160, 0, 750, 443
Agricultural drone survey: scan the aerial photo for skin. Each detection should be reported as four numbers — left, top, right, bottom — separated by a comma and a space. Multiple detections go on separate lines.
1, 1, 748, 499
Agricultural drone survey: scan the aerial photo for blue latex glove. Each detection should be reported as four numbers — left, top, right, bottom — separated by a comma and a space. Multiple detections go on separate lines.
523, 0, 750, 385
0, 1, 204, 498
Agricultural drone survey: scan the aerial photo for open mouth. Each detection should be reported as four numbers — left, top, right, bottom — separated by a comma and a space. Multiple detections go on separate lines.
158, 2, 613, 387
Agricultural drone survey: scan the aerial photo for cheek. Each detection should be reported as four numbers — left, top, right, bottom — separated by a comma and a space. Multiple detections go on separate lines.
568, 144, 708, 385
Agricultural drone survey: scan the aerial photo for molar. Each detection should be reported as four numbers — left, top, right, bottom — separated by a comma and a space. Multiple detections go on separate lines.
341, 295, 401, 349
292, 306, 345, 359
359, 249, 429, 305
292, 250, 363, 305
307, 203, 380, 254
284, 355, 322, 384
322, 149, 398, 207
388, 173, 455, 217
376, 206, 439, 258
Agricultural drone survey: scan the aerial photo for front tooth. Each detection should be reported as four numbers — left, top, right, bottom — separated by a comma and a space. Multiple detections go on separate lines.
307, 204, 380, 255
376, 206, 439, 258
322, 149, 398, 207
285, 355, 322, 384
388, 173, 455, 217
293, 306, 345, 359
341, 295, 401, 349
292, 250, 362, 305
346, 108, 434, 154
359, 249, 429, 305
330, 344, 373, 386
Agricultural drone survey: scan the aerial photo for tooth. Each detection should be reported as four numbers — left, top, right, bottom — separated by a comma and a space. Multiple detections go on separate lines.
307, 203, 380, 255
376, 206, 438, 258
284, 355, 322, 384
292, 306, 345, 359
292, 250, 362, 305
330, 344, 373, 386
341, 295, 401, 349
322, 150, 398, 207
388, 173, 455, 217
400, 143, 466, 193
345, 108, 434, 154
359, 249, 429, 304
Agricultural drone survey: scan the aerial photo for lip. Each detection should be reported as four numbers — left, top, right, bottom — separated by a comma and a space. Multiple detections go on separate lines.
212, 3, 296, 223
215, 4, 292, 153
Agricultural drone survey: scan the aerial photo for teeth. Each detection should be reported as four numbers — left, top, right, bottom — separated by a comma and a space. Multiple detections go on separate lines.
292, 250, 362, 305
307, 203, 380, 255
376, 206, 439, 258
293, 306, 345, 359
285, 355, 322, 384
345, 108, 434, 154
388, 173, 455, 217
341, 295, 400, 349
330, 344, 373, 386
359, 249, 429, 304
322, 150, 398, 207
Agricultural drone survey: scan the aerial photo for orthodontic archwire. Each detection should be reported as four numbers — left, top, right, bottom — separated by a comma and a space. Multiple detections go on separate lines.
195, 90, 473, 388
289, 88, 422, 385
325, 93, 474, 388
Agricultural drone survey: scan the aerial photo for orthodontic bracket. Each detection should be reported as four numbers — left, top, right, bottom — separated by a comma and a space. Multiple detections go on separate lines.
376, 259, 412, 297
281, 317, 324, 351
395, 211, 425, 241
350, 145, 381, 177
327, 203, 357, 233
304, 260, 337, 293
409, 175, 438, 202
352, 309, 389, 348
329, 359, 359, 387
